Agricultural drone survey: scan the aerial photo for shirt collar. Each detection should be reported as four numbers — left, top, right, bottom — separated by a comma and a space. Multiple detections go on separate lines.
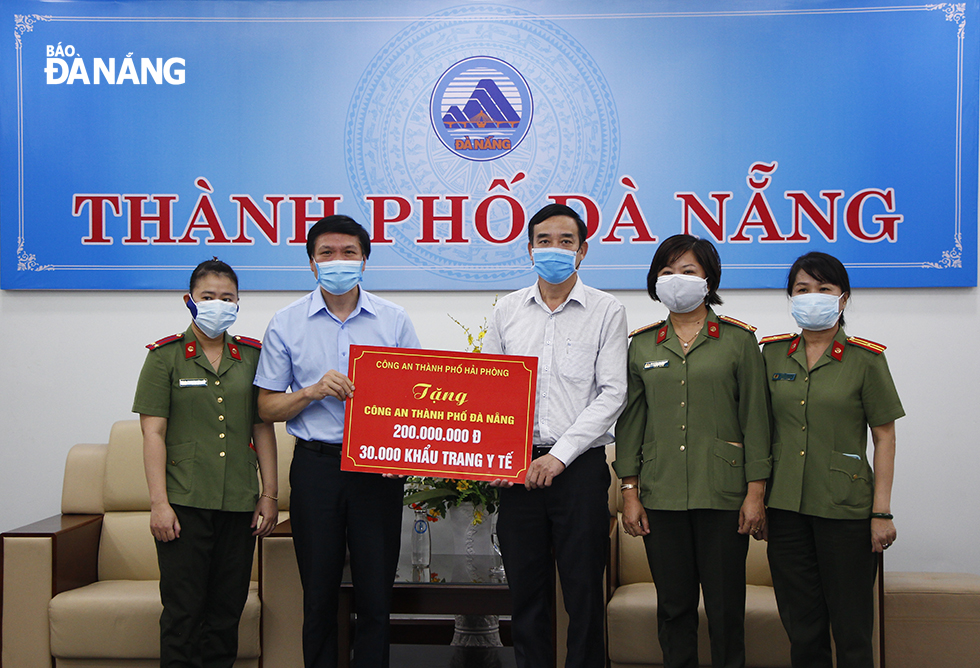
526, 275, 587, 312
307, 286, 377, 321
181, 325, 237, 370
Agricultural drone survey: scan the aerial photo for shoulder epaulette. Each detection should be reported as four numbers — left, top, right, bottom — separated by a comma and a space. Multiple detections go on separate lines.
630, 320, 665, 338
760, 333, 797, 345
145, 333, 184, 350
718, 315, 757, 332
847, 336, 886, 354
233, 335, 262, 350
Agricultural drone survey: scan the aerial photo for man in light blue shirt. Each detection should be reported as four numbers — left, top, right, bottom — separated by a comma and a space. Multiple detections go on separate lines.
255, 215, 419, 668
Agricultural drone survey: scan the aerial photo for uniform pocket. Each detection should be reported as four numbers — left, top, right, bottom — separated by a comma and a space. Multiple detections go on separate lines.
711, 440, 747, 497
165, 441, 196, 495
559, 339, 597, 382
828, 451, 873, 508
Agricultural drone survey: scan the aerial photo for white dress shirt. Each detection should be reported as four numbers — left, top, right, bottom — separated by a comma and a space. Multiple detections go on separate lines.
482, 276, 628, 466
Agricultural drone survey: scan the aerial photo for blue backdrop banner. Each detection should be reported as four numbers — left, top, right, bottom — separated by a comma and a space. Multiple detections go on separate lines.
2, 0, 976, 290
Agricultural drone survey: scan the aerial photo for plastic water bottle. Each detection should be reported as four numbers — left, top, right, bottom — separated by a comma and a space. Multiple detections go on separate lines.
412, 509, 431, 567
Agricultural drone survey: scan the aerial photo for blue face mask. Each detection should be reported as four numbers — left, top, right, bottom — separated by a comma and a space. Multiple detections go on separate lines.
791, 293, 843, 331
532, 248, 578, 284
186, 299, 238, 339
316, 260, 363, 295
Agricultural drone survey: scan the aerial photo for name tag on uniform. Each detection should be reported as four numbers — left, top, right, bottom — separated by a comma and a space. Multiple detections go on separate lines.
179, 378, 208, 387
772, 373, 796, 381
644, 360, 669, 369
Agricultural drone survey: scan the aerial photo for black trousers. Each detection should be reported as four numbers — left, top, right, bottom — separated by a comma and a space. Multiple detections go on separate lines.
497, 446, 611, 668
289, 444, 404, 668
766, 509, 876, 668
642, 509, 748, 668
155, 504, 255, 668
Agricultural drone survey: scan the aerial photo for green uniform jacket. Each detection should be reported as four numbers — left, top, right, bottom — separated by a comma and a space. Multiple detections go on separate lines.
762, 328, 904, 520
613, 310, 772, 511
132, 326, 262, 512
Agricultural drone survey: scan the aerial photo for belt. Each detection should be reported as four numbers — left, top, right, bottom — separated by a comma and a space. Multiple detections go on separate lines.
296, 439, 342, 456
532, 444, 554, 459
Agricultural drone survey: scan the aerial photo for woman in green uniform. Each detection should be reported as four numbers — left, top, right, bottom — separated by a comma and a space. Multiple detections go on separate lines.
761, 252, 903, 668
614, 234, 771, 668
133, 259, 278, 668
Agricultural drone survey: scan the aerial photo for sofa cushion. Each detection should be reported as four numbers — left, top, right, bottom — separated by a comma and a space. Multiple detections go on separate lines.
607, 582, 787, 667
61, 443, 108, 514
884, 571, 980, 668
49, 580, 260, 659
99, 512, 160, 581
103, 421, 151, 512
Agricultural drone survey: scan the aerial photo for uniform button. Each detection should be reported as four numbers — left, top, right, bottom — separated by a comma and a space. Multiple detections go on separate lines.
800, 451, 805, 456
804, 376, 808, 382
731, 459, 737, 465
217, 397, 223, 404
852, 474, 858, 479
681, 425, 686, 431
680, 401, 686, 407
218, 415, 225, 421
682, 360, 686, 365
215, 380, 221, 386
800, 400, 805, 405
219, 433, 225, 439
802, 425, 807, 431
170, 460, 176, 465
680, 380, 686, 385
220, 452, 226, 457
679, 445, 686, 451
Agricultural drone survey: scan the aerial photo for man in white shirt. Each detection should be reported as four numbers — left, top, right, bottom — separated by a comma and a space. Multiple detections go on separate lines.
483, 203, 628, 668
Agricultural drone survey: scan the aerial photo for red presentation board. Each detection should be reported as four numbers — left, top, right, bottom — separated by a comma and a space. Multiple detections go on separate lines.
342, 346, 537, 483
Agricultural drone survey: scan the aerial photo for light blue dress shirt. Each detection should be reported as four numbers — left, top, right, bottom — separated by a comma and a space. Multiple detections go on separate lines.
254, 287, 420, 443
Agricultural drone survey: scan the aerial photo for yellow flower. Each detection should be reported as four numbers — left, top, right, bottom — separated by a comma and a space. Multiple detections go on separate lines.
456, 480, 471, 491
473, 509, 484, 525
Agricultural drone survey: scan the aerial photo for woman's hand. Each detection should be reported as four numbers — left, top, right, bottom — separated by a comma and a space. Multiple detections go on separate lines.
738, 480, 767, 538
871, 518, 896, 552
622, 493, 650, 537
150, 501, 181, 542
252, 495, 280, 537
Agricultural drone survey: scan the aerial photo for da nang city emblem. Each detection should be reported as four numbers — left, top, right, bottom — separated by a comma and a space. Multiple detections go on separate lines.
430, 56, 533, 162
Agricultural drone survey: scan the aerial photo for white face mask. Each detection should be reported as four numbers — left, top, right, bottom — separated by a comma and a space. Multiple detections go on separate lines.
791, 293, 843, 331
656, 274, 709, 314
187, 299, 238, 339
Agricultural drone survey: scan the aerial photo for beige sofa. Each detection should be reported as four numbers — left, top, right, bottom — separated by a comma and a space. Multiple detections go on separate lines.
1, 419, 294, 668
4, 425, 979, 668
604, 444, 980, 668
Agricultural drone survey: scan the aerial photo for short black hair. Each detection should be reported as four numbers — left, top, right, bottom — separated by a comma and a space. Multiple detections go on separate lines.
787, 251, 850, 327
526, 203, 588, 247
189, 257, 238, 293
306, 215, 371, 260
646, 234, 723, 306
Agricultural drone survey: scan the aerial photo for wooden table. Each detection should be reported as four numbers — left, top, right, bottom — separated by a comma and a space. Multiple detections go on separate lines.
266, 520, 556, 667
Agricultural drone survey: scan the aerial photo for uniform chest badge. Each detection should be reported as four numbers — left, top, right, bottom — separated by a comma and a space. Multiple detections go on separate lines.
179, 378, 208, 387
644, 360, 669, 369
772, 373, 796, 381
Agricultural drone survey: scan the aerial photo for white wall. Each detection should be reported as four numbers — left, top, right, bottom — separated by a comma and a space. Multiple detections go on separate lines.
0, 275, 977, 575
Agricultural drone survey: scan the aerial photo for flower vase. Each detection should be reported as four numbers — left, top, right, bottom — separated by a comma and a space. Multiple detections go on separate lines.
448, 502, 492, 557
